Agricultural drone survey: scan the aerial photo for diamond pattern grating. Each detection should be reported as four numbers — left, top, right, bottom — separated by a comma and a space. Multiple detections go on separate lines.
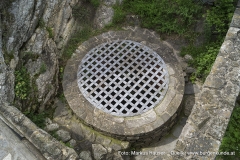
77, 40, 169, 116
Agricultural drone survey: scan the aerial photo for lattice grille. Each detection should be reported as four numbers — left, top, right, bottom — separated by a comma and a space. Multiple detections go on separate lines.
77, 40, 169, 116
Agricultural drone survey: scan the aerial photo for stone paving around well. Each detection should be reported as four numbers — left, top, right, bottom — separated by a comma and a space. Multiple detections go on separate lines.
134, 116, 187, 160
132, 82, 202, 160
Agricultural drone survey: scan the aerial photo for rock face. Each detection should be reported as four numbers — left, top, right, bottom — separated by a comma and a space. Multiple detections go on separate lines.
94, 5, 114, 29
0, 0, 123, 111
0, 0, 80, 110
94, 0, 122, 29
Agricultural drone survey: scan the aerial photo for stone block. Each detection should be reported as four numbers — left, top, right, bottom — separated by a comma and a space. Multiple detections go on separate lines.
79, 150, 92, 160
190, 106, 211, 129
101, 120, 125, 135
151, 116, 164, 129
225, 27, 240, 40
155, 88, 175, 115
230, 8, 240, 28
95, 135, 111, 147
206, 118, 228, 140
56, 129, 71, 142
185, 133, 220, 156
183, 54, 193, 62
175, 140, 186, 152
104, 113, 124, 123
67, 139, 76, 148
169, 76, 176, 87
199, 88, 221, 105
45, 123, 59, 132
110, 143, 123, 151
92, 144, 107, 160
219, 40, 234, 55
160, 112, 171, 122
166, 94, 182, 115
120, 141, 129, 149
125, 110, 156, 128
84, 130, 96, 143
185, 67, 195, 74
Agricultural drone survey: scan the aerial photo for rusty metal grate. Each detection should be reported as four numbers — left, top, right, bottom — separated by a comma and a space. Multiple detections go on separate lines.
77, 40, 169, 116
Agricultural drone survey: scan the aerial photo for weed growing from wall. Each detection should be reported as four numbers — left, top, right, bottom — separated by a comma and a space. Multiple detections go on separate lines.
14, 67, 30, 100
3, 49, 14, 65
22, 51, 39, 62
39, 62, 47, 74
88, 0, 100, 8
46, 27, 54, 39
38, 18, 45, 28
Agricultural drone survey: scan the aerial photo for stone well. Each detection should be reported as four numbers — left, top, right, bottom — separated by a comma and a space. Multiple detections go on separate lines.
63, 27, 184, 145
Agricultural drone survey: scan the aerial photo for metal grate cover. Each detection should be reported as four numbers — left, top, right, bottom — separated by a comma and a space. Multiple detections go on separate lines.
77, 40, 169, 116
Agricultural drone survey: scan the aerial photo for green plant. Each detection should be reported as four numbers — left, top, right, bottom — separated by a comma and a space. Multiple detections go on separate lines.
3, 49, 14, 65
73, 7, 91, 23
88, 0, 100, 8
62, 27, 92, 60
179, 0, 236, 82
181, 42, 220, 81
24, 111, 48, 128
38, 18, 45, 28
14, 67, 30, 100
23, 103, 57, 128
65, 141, 73, 148
49, 130, 59, 139
58, 93, 66, 103
114, 0, 202, 35
22, 51, 39, 61
217, 104, 240, 159
112, 4, 126, 24
39, 62, 47, 74
46, 27, 54, 38
204, 0, 236, 40
59, 66, 64, 74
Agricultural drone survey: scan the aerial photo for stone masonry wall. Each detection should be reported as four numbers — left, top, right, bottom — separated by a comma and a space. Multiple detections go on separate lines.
173, 1, 240, 159
0, 101, 79, 159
